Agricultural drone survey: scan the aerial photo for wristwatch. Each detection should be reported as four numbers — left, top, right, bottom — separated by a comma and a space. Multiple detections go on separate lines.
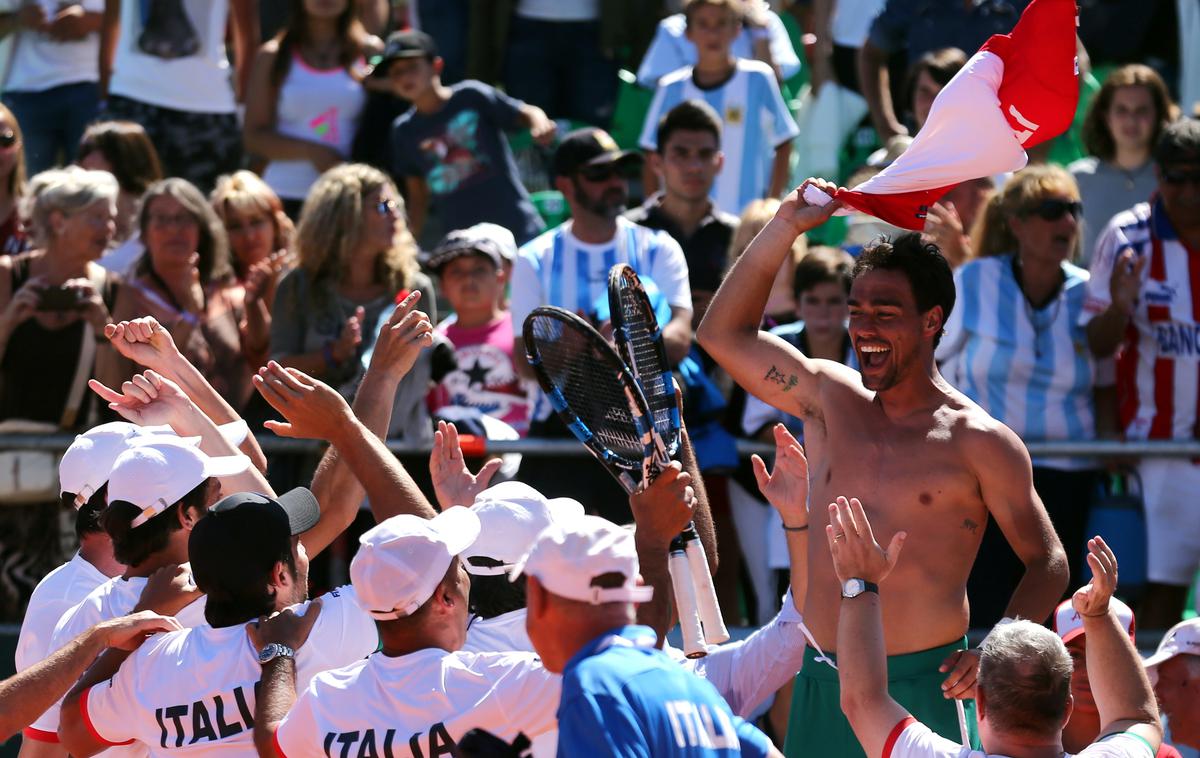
841, 578, 879, 599
258, 643, 295, 664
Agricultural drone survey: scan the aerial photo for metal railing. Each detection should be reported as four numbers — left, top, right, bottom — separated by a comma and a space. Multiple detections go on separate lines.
2, 433, 1200, 458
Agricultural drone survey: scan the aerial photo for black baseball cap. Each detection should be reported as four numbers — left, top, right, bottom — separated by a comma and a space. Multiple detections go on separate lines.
552, 127, 641, 178
188, 488, 320, 595
369, 30, 439, 77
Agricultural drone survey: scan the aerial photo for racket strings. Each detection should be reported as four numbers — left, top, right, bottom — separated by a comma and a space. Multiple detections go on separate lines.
615, 283, 678, 446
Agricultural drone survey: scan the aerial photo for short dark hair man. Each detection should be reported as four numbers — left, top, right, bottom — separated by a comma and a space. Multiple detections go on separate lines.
626, 99, 739, 326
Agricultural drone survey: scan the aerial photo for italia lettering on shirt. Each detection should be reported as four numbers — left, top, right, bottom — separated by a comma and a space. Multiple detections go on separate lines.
321, 723, 457, 758
1153, 323, 1200, 358
154, 684, 256, 747
664, 700, 738, 750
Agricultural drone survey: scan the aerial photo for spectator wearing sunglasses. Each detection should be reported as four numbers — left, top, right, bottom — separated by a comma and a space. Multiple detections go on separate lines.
1082, 118, 1200, 630
270, 164, 442, 441
0, 105, 28, 257
937, 165, 1100, 628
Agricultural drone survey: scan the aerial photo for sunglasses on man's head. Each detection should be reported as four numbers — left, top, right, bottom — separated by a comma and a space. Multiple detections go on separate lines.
1162, 168, 1200, 187
577, 161, 638, 184
0, 130, 17, 148
1025, 198, 1082, 221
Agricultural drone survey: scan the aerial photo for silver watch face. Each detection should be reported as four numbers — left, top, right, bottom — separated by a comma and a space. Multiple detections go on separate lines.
259, 643, 290, 663
842, 578, 866, 598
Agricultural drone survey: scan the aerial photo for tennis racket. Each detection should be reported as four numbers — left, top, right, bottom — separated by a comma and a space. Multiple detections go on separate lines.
608, 264, 729, 646
523, 306, 707, 658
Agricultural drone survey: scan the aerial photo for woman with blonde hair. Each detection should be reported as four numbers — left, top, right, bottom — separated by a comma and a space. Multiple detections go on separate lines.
728, 198, 805, 328
938, 164, 1099, 625
211, 170, 295, 370
1070, 64, 1176, 265
112, 178, 255, 411
271, 163, 437, 436
0, 104, 28, 256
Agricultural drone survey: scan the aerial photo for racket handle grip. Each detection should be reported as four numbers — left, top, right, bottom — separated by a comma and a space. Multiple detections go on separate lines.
683, 533, 729, 644
668, 547, 707, 659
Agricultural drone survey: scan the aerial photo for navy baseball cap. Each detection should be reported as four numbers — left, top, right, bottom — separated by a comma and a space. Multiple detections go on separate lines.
552, 128, 641, 178
369, 30, 438, 77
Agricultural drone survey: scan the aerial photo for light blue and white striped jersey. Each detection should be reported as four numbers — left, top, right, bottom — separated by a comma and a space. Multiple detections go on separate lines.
639, 59, 800, 217
936, 254, 1096, 470
510, 216, 692, 329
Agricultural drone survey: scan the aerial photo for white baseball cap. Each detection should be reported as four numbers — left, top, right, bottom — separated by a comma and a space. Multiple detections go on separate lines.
60, 420, 249, 508
107, 438, 251, 527
1052, 597, 1136, 645
350, 509, 481, 620
461, 482, 584, 575
1143, 618, 1200, 669
509, 515, 653, 605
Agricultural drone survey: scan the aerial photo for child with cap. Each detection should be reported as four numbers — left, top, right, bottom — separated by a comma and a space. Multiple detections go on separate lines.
426, 225, 535, 436
254, 509, 561, 758
378, 30, 555, 245
514, 515, 780, 756
58, 487, 380, 758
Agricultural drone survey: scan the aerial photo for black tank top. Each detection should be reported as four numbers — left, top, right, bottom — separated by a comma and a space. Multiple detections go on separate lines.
0, 256, 118, 426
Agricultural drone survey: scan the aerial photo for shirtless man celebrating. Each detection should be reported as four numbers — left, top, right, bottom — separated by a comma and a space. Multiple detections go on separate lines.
697, 180, 1068, 757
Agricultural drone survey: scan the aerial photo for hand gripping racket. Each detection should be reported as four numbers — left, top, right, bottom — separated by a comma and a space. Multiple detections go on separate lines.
523, 306, 707, 657
608, 264, 729, 647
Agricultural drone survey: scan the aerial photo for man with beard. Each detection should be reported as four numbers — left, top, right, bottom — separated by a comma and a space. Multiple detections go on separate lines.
510, 127, 694, 520
698, 179, 1068, 757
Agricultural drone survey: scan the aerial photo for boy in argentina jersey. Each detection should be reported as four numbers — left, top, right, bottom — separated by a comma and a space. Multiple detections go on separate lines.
826, 495, 1163, 758
638, 0, 798, 217
257, 509, 560, 758
58, 490, 379, 758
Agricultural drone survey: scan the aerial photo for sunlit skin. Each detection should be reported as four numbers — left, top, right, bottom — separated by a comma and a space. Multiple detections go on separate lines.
1153, 656, 1200, 749
223, 207, 275, 273
438, 254, 505, 329
54, 200, 117, 263
143, 196, 201, 275
652, 130, 723, 203
1008, 193, 1081, 270
847, 269, 939, 393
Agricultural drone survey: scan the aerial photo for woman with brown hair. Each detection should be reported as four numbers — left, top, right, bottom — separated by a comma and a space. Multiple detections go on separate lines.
77, 120, 164, 274
1070, 64, 1176, 265
0, 104, 28, 256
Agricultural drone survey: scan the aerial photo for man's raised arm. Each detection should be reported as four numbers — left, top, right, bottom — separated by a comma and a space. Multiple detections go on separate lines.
696, 180, 846, 418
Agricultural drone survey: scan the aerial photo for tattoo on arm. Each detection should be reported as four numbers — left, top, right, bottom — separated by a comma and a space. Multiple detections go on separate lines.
764, 365, 799, 392
962, 518, 980, 534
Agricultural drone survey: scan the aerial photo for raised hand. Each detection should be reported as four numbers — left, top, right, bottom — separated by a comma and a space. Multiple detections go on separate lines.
825, 496, 904, 585
104, 317, 182, 371
254, 361, 353, 440
1072, 535, 1118, 618
777, 178, 845, 237
368, 291, 434, 380
923, 202, 968, 267
330, 306, 365, 365
96, 610, 184, 652
133, 563, 202, 617
752, 423, 809, 528
88, 369, 191, 426
246, 598, 323, 652
429, 420, 502, 509
1109, 248, 1147, 317
629, 461, 696, 549
243, 251, 289, 306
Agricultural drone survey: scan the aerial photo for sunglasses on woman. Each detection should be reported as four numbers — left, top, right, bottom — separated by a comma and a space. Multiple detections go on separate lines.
1025, 198, 1082, 221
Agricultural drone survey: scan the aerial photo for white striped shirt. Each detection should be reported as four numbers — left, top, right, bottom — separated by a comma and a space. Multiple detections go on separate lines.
1081, 197, 1200, 440
639, 59, 799, 217
938, 254, 1095, 469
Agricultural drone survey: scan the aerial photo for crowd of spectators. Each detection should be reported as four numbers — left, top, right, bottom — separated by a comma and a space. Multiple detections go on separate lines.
0, 0, 1197, 660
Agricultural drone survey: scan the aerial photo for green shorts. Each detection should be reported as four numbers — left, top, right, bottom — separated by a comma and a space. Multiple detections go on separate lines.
782, 638, 981, 758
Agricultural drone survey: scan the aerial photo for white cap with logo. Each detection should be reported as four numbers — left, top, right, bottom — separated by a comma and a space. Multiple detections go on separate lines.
350, 508, 481, 620
60, 420, 250, 509
509, 514, 653, 605
107, 437, 251, 527
1053, 596, 1136, 644
461, 481, 585, 575
1143, 617, 1200, 669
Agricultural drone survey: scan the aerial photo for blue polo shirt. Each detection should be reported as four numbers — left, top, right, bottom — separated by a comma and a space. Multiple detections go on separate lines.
557, 625, 772, 757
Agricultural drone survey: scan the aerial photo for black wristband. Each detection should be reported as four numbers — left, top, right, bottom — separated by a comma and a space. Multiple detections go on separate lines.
782, 523, 808, 532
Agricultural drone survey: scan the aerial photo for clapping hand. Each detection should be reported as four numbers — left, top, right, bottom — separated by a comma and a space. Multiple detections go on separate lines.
429, 420, 502, 508
752, 424, 809, 529
88, 370, 192, 427
254, 361, 353, 440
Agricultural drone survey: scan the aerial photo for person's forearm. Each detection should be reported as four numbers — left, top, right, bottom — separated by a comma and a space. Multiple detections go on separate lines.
252, 659, 296, 758
171, 403, 274, 497
783, 529, 807, 613
698, 216, 799, 346
837, 593, 889, 716
680, 428, 717, 573
244, 129, 333, 164
1086, 306, 1129, 358
231, 1, 259, 100
634, 534, 673, 645
99, 0, 118, 98
1082, 609, 1160, 729
0, 626, 108, 741
1003, 551, 1069, 624
768, 142, 792, 199
240, 305, 271, 366
858, 42, 902, 139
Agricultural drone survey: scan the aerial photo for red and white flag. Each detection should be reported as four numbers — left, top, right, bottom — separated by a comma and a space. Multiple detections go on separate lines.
804, 0, 1080, 230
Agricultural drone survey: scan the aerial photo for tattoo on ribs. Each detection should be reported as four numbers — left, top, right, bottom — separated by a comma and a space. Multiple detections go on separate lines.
764, 365, 799, 392
962, 518, 980, 534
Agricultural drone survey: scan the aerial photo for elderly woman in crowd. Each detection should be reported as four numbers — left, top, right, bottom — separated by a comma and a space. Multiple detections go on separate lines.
937, 164, 1100, 626
112, 178, 253, 412
271, 163, 439, 440
0, 167, 122, 425
211, 170, 295, 372
78, 121, 165, 275
1069, 64, 1176, 265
